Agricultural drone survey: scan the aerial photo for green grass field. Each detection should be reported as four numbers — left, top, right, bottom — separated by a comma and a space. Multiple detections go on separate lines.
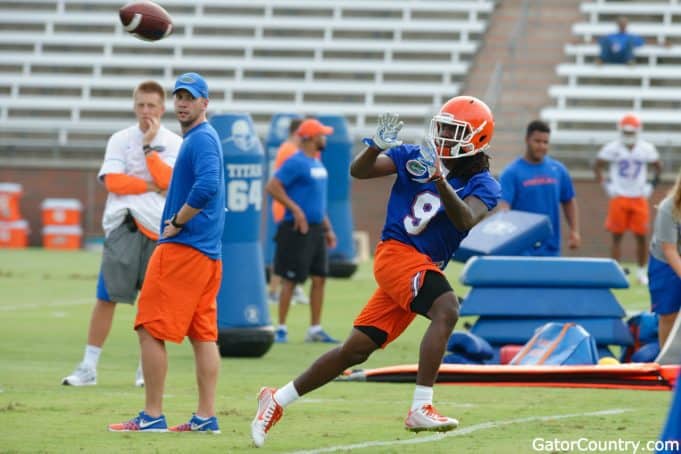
0, 248, 673, 453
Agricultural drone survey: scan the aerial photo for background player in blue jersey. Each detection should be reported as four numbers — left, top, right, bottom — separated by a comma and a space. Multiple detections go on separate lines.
251, 96, 501, 447
498, 120, 581, 256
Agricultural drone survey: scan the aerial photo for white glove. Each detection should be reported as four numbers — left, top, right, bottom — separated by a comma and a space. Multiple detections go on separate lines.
365, 112, 404, 151
410, 140, 446, 183
643, 183, 653, 198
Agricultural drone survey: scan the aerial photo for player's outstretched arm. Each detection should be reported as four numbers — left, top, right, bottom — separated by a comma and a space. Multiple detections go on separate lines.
351, 112, 402, 179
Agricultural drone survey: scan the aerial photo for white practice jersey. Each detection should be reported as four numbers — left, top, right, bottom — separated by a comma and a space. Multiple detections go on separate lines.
597, 139, 659, 198
98, 124, 182, 236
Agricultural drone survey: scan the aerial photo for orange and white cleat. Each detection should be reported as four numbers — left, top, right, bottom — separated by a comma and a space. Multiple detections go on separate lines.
251, 387, 283, 448
404, 404, 459, 433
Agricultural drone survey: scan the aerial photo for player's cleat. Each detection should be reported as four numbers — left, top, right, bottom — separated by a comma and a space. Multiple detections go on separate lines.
62, 363, 97, 386
169, 414, 220, 434
304, 328, 339, 344
135, 365, 145, 388
636, 268, 649, 286
404, 404, 459, 433
292, 285, 309, 305
251, 387, 283, 448
275, 327, 288, 343
108, 411, 168, 432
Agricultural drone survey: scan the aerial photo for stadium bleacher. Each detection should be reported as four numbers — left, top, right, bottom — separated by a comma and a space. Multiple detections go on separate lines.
540, 0, 681, 171
0, 0, 496, 164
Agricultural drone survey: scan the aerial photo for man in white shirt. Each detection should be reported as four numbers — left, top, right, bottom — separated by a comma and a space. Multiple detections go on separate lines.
62, 80, 182, 387
594, 113, 662, 285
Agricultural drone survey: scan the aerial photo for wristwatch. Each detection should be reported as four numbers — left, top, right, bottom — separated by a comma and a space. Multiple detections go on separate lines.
170, 214, 185, 229
143, 144, 158, 155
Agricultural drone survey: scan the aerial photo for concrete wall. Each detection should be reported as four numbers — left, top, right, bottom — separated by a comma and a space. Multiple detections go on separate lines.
1, 166, 671, 262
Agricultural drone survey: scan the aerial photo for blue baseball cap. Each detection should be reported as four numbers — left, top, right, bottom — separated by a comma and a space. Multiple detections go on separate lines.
173, 72, 209, 99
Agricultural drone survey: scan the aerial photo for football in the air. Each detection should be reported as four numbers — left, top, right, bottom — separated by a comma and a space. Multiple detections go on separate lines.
119, 1, 173, 42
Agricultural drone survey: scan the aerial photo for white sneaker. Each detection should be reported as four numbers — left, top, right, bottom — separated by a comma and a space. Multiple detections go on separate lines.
62, 363, 97, 386
292, 285, 309, 305
251, 387, 283, 448
636, 269, 649, 286
404, 404, 459, 433
135, 365, 144, 388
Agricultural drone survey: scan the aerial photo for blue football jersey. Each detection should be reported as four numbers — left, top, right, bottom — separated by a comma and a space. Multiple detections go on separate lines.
381, 144, 501, 268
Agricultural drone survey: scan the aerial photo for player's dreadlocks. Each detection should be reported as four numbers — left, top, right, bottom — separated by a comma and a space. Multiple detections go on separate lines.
446, 152, 490, 182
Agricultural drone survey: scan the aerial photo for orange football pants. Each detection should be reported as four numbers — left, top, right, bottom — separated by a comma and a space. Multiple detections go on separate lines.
605, 196, 649, 235
353, 239, 443, 348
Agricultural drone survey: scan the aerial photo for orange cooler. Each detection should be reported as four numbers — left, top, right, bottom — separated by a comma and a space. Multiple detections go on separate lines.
41, 198, 82, 226
42, 225, 82, 250
0, 183, 23, 221
0, 219, 29, 248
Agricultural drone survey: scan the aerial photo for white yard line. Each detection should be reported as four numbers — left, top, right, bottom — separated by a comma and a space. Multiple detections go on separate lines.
288, 408, 630, 454
0, 298, 92, 312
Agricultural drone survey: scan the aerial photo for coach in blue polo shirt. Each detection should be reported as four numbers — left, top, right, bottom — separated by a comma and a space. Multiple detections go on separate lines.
266, 118, 339, 344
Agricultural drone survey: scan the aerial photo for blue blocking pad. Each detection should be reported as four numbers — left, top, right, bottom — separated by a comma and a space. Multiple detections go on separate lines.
318, 115, 356, 278
460, 256, 629, 289
453, 210, 552, 263
471, 316, 634, 346
446, 331, 494, 361
460, 287, 626, 318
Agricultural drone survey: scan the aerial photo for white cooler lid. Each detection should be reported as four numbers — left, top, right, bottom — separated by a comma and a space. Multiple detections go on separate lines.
0, 182, 22, 194
41, 198, 83, 210
0, 219, 29, 229
43, 225, 82, 235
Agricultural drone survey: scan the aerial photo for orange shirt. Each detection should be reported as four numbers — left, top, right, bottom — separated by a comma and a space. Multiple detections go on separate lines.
271, 141, 299, 223
104, 152, 173, 240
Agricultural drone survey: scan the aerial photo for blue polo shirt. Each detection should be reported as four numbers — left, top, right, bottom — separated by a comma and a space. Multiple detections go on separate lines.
599, 32, 644, 63
274, 151, 327, 224
159, 122, 225, 259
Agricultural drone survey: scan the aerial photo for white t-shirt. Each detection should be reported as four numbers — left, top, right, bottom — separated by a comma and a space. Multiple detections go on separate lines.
597, 139, 659, 198
98, 124, 182, 236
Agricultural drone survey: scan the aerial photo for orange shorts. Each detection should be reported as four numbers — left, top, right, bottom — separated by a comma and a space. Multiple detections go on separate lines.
605, 196, 650, 235
135, 242, 222, 343
353, 240, 443, 348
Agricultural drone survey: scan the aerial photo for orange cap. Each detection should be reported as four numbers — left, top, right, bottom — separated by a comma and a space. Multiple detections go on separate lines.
296, 119, 334, 138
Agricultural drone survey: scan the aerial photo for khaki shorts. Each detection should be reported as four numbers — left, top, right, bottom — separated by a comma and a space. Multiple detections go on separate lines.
98, 220, 156, 304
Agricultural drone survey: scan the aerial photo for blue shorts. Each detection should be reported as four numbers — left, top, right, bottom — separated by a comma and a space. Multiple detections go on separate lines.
648, 254, 681, 315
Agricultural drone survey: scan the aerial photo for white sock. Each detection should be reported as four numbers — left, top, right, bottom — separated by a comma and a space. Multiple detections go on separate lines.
308, 325, 322, 334
411, 385, 433, 411
277, 324, 287, 332
83, 345, 101, 369
274, 381, 300, 408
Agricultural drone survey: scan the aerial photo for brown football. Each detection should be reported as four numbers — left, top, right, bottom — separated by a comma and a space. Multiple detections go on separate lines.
119, 1, 173, 42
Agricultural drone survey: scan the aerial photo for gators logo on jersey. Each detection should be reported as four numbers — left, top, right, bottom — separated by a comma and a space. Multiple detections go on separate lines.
406, 159, 427, 178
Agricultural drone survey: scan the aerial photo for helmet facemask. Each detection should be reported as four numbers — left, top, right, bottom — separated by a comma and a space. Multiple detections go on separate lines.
428, 112, 489, 159
620, 126, 639, 146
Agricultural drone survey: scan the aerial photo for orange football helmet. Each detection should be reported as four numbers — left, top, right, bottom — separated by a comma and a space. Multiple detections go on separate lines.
618, 113, 642, 146
427, 95, 494, 159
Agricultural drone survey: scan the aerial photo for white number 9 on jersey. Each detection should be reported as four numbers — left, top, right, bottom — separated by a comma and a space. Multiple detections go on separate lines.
403, 192, 441, 235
